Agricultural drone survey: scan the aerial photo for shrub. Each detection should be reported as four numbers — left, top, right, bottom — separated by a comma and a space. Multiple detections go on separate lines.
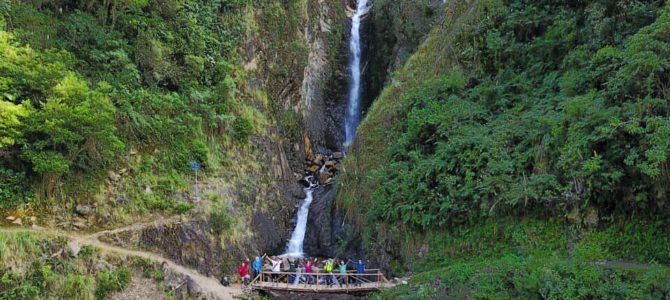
95, 267, 131, 300
232, 115, 254, 142
0, 168, 32, 208
63, 274, 95, 300
172, 202, 194, 214
210, 205, 233, 234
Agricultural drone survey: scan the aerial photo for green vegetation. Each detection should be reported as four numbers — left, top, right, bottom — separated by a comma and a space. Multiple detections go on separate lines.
210, 203, 233, 234
371, 219, 670, 299
0, 0, 346, 234
95, 267, 130, 300
0, 232, 164, 299
341, 0, 670, 298
349, 0, 670, 229
0, 0, 258, 212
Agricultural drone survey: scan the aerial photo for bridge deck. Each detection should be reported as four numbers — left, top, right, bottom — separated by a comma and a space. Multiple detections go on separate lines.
250, 270, 392, 295
252, 281, 387, 293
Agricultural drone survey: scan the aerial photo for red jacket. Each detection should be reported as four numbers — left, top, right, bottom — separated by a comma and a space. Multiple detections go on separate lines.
238, 262, 249, 277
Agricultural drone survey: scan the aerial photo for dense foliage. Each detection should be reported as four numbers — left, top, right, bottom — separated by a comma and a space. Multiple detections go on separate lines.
343, 0, 670, 230
372, 219, 670, 299
339, 0, 670, 297
0, 0, 257, 208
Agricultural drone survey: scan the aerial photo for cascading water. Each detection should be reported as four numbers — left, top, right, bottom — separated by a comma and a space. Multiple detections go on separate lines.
344, 0, 369, 146
282, 0, 369, 258
283, 176, 318, 258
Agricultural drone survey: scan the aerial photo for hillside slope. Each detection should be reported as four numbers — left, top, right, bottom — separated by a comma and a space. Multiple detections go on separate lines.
339, 0, 670, 298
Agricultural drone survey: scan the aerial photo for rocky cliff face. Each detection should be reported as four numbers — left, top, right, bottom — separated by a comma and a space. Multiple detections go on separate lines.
58, 1, 352, 280
363, 0, 445, 111
242, 1, 349, 256
282, 0, 445, 260
94, 1, 350, 276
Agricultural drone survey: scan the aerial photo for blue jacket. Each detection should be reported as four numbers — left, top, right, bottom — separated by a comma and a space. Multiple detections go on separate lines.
252, 258, 262, 272
356, 261, 366, 273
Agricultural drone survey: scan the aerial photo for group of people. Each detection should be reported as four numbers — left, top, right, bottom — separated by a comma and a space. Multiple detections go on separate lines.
237, 254, 370, 287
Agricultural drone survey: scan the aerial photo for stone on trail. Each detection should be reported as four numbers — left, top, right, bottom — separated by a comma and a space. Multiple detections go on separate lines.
76, 204, 93, 216
11, 218, 22, 226
6, 216, 15, 221
73, 221, 87, 229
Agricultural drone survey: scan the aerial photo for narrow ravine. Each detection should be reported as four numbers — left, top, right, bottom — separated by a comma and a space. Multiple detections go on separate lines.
344, 0, 370, 146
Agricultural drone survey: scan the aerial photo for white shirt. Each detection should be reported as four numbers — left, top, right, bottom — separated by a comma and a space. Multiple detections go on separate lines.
270, 259, 282, 272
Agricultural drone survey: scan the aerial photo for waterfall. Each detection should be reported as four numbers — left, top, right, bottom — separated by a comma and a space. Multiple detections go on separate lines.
344, 0, 369, 147
283, 176, 318, 258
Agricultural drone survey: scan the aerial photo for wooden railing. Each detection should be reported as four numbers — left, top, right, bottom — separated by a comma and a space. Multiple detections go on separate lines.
249, 269, 389, 292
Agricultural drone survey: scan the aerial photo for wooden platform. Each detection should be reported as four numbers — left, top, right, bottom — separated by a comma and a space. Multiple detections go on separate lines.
252, 281, 388, 294
250, 270, 393, 295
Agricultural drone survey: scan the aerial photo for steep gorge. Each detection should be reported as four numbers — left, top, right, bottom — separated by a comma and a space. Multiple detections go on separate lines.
5, 0, 670, 299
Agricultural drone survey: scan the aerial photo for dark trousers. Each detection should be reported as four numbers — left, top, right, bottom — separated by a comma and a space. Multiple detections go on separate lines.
339, 274, 348, 286
356, 272, 363, 286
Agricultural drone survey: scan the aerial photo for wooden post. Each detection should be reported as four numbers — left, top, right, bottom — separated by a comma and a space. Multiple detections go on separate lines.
346, 273, 349, 292
377, 271, 381, 287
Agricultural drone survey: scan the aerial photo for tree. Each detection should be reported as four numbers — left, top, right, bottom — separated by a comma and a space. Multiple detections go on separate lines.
21, 75, 123, 192
0, 100, 28, 149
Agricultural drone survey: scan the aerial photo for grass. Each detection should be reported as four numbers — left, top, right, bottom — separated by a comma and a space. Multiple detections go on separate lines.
0, 232, 166, 299
373, 257, 670, 299
369, 218, 670, 299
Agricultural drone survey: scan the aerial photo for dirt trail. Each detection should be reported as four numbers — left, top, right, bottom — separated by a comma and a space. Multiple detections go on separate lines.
0, 226, 241, 300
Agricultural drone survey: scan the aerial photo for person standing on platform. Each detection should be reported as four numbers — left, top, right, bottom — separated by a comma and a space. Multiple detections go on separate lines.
355, 259, 367, 286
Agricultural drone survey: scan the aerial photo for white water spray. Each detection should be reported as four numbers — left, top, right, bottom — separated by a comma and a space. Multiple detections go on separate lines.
344, 0, 369, 146
283, 177, 318, 258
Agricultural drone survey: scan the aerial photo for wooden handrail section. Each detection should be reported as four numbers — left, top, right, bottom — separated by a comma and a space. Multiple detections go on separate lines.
248, 269, 394, 294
